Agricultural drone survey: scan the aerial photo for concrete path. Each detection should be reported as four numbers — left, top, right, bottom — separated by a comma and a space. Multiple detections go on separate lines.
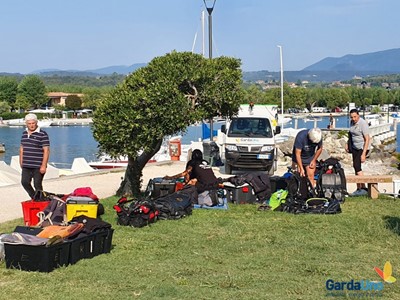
0, 161, 193, 224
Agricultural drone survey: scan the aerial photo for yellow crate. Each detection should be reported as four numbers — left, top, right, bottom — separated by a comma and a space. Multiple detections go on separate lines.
66, 201, 98, 221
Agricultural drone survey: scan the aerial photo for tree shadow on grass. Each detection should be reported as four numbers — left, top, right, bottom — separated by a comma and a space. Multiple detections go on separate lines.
383, 216, 400, 235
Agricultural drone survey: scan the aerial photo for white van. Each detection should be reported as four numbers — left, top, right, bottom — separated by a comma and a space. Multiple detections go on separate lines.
218, 104, 280, 174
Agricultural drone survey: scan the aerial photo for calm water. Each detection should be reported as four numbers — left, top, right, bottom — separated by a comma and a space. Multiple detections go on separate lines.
0, 115, 398, 165
0, 126, 99, 166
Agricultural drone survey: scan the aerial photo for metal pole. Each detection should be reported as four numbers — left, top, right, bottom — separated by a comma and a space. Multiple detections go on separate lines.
277, 45, 284, 129
204, 0, 216, 140
201, 10, 205, 57
387, 86, 391, 123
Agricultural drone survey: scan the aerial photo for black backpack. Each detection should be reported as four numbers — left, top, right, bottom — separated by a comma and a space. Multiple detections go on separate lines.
296, 198, 342, 214
316, 158, 347, 202
153, 185, 196, 220
113, 197, 158, 228
279, 171, 317, 213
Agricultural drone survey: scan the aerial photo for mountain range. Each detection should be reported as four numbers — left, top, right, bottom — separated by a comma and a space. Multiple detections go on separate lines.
3, 48, 400, 82
243, 48, 400, 82
31, 63, 147, 77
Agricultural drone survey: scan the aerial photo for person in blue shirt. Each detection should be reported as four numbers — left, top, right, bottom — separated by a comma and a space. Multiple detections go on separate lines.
291, 127, 323, 187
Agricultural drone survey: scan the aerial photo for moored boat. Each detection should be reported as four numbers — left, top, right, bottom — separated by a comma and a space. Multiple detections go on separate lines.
88, 156, 128, 169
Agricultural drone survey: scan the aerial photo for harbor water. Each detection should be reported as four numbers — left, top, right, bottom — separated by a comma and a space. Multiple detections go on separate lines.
0, 115, 398, 165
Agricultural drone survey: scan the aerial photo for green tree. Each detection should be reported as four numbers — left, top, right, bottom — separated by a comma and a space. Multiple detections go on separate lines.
0, 101, 11, 114
288, 87, 307, 109
17, 75, 48, 109
93, 51, 243, 196
81, 87, 109, 109
15, 94, 31, 111
0, 77, 18, 109
65, 94, 82, 114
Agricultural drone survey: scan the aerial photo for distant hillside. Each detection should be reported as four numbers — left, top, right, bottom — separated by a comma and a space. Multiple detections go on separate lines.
2, 48, 400, 83
242, 70, 387, 83
303, 48, 400, 72
33, 63, 147, 76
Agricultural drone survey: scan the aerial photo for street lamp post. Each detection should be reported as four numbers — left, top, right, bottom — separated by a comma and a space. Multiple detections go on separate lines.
203, 0, 216, 140
277, 45, 284, 129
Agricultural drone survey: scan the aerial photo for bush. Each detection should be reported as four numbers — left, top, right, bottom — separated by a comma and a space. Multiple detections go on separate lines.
0, 112, 24, 120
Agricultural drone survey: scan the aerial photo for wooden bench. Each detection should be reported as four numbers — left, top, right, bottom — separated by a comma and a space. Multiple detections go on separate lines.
346, 175, 393, 199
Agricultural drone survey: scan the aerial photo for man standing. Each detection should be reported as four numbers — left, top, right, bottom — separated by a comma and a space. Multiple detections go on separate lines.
345, 109, 370, 196
20, 113, 50, 198
292, 127, 323, 187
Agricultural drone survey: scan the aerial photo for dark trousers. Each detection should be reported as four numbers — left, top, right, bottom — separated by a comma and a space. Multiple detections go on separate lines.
21, 167, 44, 198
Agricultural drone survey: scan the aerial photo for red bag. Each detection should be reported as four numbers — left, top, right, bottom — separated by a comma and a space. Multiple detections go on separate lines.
70, 187, 99, 201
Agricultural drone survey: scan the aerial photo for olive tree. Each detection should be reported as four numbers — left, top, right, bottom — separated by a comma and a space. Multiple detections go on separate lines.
93, 51, 243, 196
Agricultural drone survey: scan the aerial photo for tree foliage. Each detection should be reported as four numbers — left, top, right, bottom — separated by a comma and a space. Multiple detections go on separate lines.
65, 94, 82, 111
93, 51, 243, 196
17, 75, 48, 109
0, 77, 18, 109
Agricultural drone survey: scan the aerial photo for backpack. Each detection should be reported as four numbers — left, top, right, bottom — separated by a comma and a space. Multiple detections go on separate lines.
36, 195, 68, 227
297, 198, 342, 214
268, 189, 288, 211
113, 197, 158, 228
316, 158, 347, 202
153, 185, 196, 220
280, 171, 317, 213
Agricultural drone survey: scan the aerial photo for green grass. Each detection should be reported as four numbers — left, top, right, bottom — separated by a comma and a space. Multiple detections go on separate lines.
1, 195, 400, 299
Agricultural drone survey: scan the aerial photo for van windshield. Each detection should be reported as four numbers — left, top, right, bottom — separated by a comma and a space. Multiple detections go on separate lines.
228, 118, 273, 138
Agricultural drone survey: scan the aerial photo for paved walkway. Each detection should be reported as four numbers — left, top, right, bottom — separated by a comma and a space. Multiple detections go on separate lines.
0, 161, 194, 224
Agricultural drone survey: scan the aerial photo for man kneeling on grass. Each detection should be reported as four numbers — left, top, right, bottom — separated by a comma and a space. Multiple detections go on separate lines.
164, 149, 219, 194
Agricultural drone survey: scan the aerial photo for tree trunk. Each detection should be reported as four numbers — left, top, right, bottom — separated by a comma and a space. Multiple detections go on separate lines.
116, 138, 163, 197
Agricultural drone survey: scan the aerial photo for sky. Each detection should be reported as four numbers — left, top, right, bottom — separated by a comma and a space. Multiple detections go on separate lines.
0, 0, 399, 74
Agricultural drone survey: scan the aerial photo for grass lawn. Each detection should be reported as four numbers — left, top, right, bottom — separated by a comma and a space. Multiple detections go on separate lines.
1, 195, 400, 299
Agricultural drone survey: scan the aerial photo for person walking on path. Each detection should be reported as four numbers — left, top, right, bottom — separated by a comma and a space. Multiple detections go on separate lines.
291, 127, 323, 187
345, 109, 370, 196
20, 113, 50, 198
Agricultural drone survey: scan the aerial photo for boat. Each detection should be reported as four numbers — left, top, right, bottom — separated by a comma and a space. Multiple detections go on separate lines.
278, 116, 292, 125
88, 155, 128, 169
0, 142, 5, 153
88, 136, 191, 169
304, 115, 322, 122
364, 114, 386, 126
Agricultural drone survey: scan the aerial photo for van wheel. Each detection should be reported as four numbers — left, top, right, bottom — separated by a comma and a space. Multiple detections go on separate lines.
225, 164, 232, 174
